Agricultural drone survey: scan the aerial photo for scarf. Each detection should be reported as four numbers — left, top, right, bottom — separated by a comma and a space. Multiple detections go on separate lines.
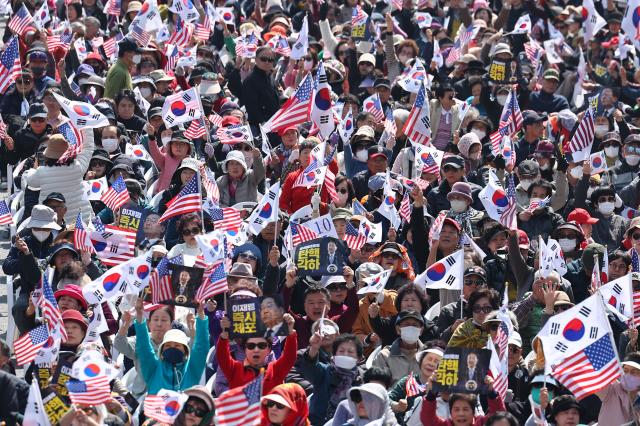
329, 364, 360, 414
448, 209, 474, 237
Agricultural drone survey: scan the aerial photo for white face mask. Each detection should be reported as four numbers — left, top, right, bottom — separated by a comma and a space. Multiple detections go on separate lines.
102, 138, 119, 153
519, 179, 534, 191
334, 355, 357, 370
594, 125, 609, 138
161, 135, 172, 146
558, 238, 576, 253
604, 146, 619, 158
626, 154, 640, 166
132, 54, 142, 64
598, 201, 615, 216
400, 326, 421, 344
470, 128, 486, 140
355, 149, 368, 162
450, 200, 468, 213
570, 166, 583, 179
304, 59, 314, 71
32, 230, 51, 242
496, 95, 508, 106
139, 87, 152, 99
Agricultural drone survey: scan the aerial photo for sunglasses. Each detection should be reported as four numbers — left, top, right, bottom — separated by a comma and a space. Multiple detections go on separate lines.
259, 56, 275, 63
464, 279, 484, 287
303, 56, 313, 61
16, 78, 32, 85
508, 345, 521, 353
488, 323, 500, 331
236, 145, 253, 152
327, 283, 348, 291
443, 166, 460, 173
182, 227, 201, 236
626, 146, 640, 154
184, 404, 207, 417
632, 233, 640, 240
338, 50, 348, 56
245, 341, 269, 350
472, 305, 493, 314
265, 400, 287, 409
239, 252, 258, 261
30, 117, 46, 122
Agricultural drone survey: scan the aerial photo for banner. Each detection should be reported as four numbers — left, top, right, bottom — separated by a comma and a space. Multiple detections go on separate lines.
488, 59, 518, 84
41, 388, 70, 424
167, 264, 204, 307
294, 237, 347, 276
433, 347, 491, 394
228, 297, 265, 338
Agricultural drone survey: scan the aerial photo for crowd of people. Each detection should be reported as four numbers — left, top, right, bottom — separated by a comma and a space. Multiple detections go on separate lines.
3, 0, 640, 424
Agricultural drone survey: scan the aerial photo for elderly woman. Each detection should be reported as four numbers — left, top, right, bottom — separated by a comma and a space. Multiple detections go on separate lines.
448, 288, 501, 349
216, 147, 265, 207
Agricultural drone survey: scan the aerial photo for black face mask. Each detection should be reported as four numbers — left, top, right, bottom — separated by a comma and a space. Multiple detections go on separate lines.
31, 66, 45, 78
162, 347, 185, 364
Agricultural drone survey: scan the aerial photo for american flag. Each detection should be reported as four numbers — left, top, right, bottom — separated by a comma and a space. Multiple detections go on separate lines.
67, 376, 112, 405
150, 256, 174, 303
168, 22, 194, 47
185, 116, 207, 139
40, 270, 68, 342
325, 169, 339, 203
344, 221, 367, 250
214, 373, 263, 426
567, 107, 595, 157
383, 108, 397, 144
353, 199, 367, 216
489, 311, 512, 400
196, 261, 228, 300
8, 5, 34, 36
420, 150, 440, 174
399, 191, 412, 223
552, 334, 621, 400
524, 40, 542, 67
100, 175, 131, 211
91, 224, 136, 266
363, 93, 385, 122
106, 0, 121, 16
0, 199, 13, 225
74, 211, 94, 253
14, 325, 49, 366
103, 36, 119, 59
490, 90, 522, 154
47, 29, 73, 52
499, 174, 518, 230
129, 24, 151, 47
164, 43, 180, 74
524, 196, 550, 213
57, 121, 84, 164
402, 82, 431, 145
159, 174, 202, 222
200, 164, 220, 205
293, 157, 320, 187
0, 36, 21, 94
235, 32, 258, 58
264, 73, 313, 132
194, 14, 211, 41
209, 112, 224, 128
405, 373, 426, 398
216, 124, 252, 145
210, 207, 242, 232
268, 34, 291, 57
290, 222, 319, 246
351, 4, 368, 26
446, 25, 475, 67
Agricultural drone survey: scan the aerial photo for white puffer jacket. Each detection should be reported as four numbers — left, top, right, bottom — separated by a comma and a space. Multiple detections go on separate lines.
28, 128, 95, 224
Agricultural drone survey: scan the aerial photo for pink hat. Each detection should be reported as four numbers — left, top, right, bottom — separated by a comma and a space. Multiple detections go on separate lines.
54, 285, 88, 311
473, 0, 489, 10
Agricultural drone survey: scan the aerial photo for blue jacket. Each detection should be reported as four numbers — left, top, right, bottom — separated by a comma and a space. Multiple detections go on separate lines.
134, 316, 210, 395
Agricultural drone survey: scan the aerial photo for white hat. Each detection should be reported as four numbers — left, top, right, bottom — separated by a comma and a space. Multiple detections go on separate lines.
224, 150, 247, 172
321, 275, 347, 287
23, 205, 62, 230
508, 331, 522, 348
160, 329, 191, 358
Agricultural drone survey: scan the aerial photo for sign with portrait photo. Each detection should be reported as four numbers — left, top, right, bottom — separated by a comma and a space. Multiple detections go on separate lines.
294, 237, 347, 276
433, 347, 491, 394
488, 59, 520, 84
167, 264, 204, 308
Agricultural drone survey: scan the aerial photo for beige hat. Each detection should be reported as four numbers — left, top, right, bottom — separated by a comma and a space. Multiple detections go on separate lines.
492, 43, 512, 57
554, 291, 574, 307
457, 53, 477, 64
44, 134, 69, 160
262, 393, 292, 409
149, 69, 174, 83
126, 1, 142, 14
358, 53, 376, 65
160, 329, 190, 357
185, 385, 215, 412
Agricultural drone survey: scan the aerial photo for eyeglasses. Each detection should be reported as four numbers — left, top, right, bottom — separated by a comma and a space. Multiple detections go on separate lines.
181, 227, 201, 236
327, 283, 348, 291
259, 56, 275, 63
464, 279, 484, 287
16, 78, 32, 85
183, 404, 207, 417
245, 341, 269, 350
598, 196, 615, 203
239, 252, 258, 261
265, 400, 287, 409
236, 145, 253, 152
472, 305, 493, 314
338, 188, 349, 194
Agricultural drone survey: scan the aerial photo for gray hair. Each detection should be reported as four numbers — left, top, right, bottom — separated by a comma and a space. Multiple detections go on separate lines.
534, 270, 560, 284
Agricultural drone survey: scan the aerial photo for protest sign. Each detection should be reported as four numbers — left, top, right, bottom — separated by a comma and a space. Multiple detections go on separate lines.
433, 347, 491, 394
488, 59, 519, 84
51, 354, 74, 400
41, 387, 70, 424
117, 203, 150, 243
167, 264, 204, 307
260, 295, 289, 337
228, 297, 265, 338
294, 237, 347, 276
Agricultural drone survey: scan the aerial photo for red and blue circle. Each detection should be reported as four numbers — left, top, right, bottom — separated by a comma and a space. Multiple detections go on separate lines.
136, 265, 150, 280
223, 12, 233, 21
344, 119, 352, 131
634, 7, 640, 26
102, 273, 121, 292
259, 202, 272, 218
84, 363, 101, 377
608, 295, 617, 307
164, 400, 181, 416
592, 156, 602, 168
140, 2, 149, 14
73, 104, 91, 116
171, 100, 186, 116
305, 171, 316, 182
492, 189, 508, 208
91, 182, 102, 193
92, 239, 107, 252
315, 88, 332, 110
133, 148, 144, 158
426, 262, 447, 281
562, 318, 585, 341
226, 228, 238, 236
384, 195, 395, 205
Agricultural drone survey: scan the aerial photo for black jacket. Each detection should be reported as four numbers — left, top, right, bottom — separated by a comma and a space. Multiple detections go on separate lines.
352, 168, 374, 201
3, 124, 52, 165
229, 67, 280, 126
426, 179, 483, 217
0, 370, 29, 426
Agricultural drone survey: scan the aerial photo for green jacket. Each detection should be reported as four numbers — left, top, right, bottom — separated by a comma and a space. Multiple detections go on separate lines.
104, 59, 132, 99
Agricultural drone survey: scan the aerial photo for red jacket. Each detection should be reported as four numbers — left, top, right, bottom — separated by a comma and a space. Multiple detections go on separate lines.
278, 159, 339, 214
420, 392, 505, 426
216, 332, 298, 394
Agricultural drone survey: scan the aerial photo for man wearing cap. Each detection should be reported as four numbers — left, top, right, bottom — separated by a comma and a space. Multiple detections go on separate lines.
346, 125, 379, 179
42, 192, 68, 231
0, 69, 37, 122
104, 38, 142, 99
426, 155, 482, 217
351, 146, 391, 200
528, 68, 570, 113
25, 44, 55, 96
565, 243, 606, 303
514, 111, 547, 165
605, 134, 640, 193
2, 103, 51, 165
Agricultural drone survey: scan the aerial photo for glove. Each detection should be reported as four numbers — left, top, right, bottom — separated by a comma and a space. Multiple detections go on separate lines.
319, 2, 329, 21
204, 143, 215, 158
311, 193, 321, 211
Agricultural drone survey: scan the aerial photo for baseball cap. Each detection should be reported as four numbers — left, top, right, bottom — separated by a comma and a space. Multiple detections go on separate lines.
28, 103, 47, 119
442, 155, 464, 169
543, 68, 560, 81
464, 266, 487, 283
567, 208, 599, 225
374, 78, 391, 89
395, 310, 425, 326
358, 53, 376, 65
522, 110, 548, 126
517, 230, 530, 249
43, 192, 66, 203
517, 159, 540, 177
118, 37, 144, 54
367, 145, 388, 160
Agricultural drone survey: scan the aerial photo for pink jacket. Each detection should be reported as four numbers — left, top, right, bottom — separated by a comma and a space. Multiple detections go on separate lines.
148, 139, 183, 194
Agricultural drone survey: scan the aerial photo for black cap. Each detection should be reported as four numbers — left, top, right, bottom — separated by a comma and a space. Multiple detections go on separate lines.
118, 37, 144, 54
189, 66, 207, 82
374, 78, 391, 89
550, 395, 581, 418
464, 266, 487, 282
367, 145, 388, 159
48, 243, 79, 265
171, 130, 190, 144
607, 11, 623, 23
28, 103, 47, 119
522, 110, 548, 126
467, 60, 485, 72
91, 148, 113, 164
442, 155, 465, 169
43, 192, 66, 203
110, 163, 134, 176
147, 106, 162, 119
395, 310, 425, 326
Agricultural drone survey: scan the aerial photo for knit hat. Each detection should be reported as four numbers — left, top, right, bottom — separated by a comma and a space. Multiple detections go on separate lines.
582, 243, 606, 271
44, 134, 69, 160
447, 182, 473, 204
457, 133, 481, 158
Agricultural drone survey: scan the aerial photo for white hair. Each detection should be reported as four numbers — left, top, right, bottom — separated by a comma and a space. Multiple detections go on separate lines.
534, 270, 560, 283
